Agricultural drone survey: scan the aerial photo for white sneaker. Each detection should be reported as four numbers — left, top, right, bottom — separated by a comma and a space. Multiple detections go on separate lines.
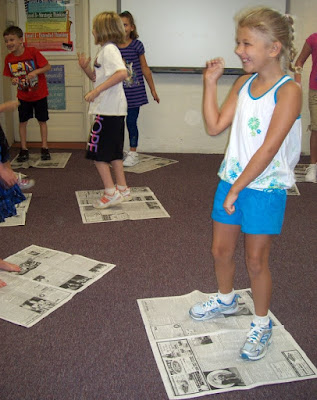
305, 163, 317, 183
123, 151, 139, 167
92, 189, 123, 209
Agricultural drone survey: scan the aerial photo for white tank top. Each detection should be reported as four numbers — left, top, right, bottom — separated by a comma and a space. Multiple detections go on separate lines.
218, 74, 302, 190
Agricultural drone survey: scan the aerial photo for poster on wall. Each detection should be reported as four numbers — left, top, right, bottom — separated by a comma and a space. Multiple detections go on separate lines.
18, 0, 76, 54
46, 65, 66, 110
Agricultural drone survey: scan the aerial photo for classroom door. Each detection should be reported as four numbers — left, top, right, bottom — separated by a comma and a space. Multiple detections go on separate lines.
8, 0, 91, 143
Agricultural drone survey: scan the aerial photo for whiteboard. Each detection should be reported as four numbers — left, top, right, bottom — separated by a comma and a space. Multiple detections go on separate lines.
119, 0, 287, 70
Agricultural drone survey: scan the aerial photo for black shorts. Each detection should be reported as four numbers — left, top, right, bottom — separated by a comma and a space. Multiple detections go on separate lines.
18, 97, 49, 123
86, 115, 125, 163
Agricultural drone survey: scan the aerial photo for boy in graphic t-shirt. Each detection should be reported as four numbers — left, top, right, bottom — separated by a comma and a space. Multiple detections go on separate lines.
3, 26, 51, 162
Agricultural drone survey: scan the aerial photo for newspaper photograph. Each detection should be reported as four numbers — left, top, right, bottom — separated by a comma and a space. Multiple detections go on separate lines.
123, 153, 178, 173
76, 187, 170, 224
11, 152, 71, 169
294, 164, 309, 182
0, 193, 32, 227
137, 290, 317, 399
0, 245, 116, 327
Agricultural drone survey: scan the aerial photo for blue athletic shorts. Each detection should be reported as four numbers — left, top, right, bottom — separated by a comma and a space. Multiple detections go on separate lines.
211, 180, 287, 234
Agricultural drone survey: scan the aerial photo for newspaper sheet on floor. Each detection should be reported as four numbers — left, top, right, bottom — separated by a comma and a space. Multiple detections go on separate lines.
0, 193, 32, 227
137, 289, 317, 399
76, 186, 170, 224
294, 164, 309, 182
123, 153, 178, 173
11, 152, 71, 169
0, 245, 115, 328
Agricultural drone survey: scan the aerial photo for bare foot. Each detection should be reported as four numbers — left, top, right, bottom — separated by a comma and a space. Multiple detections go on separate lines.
0, 259, 20, 288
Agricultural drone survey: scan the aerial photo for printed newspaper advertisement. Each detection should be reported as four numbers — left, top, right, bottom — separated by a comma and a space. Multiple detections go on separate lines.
138, 289, 317, 399
0, 245, 115, 328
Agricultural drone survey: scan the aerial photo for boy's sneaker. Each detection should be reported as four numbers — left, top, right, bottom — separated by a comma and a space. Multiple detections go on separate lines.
123, 151, 139, 167
17, 149, 29, 162
116, 185, 132, 202
92, 189, 123, 209
41, 148, 51, 161
189, 294, 240, 321
305, 163, 317, 183
18, 177, 35, 190
240, 320, 273, 361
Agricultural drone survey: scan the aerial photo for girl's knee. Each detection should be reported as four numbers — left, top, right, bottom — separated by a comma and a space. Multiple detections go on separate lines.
211, 243, 234, 262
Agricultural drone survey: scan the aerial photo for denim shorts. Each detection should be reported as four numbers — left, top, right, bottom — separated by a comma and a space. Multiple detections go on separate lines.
211, 180, 287, 234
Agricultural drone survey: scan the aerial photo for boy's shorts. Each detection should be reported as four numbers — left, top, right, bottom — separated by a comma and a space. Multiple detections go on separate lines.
211, 180, 287, 234
86, 115, 124, 163
309, 89, 317, 131
18, 97, 49, 123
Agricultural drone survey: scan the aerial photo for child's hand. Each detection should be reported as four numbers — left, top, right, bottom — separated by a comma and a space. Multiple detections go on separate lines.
77, 52, 91, 70
151, 90, 160, 103
0, 164, 18, 188
11, 77, 19, 85
204, 57, 225, 83
84, 89, 99, 103
223, 189, 238, 215
27, 71, 37, 80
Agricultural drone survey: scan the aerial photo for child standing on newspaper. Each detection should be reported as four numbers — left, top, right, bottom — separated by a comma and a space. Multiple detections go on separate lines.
118, 11, 160, 167
189, 7, 301, 361
78, 11, 131, 209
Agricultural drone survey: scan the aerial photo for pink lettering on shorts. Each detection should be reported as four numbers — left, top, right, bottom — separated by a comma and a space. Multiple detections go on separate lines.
87, 115, 104, 152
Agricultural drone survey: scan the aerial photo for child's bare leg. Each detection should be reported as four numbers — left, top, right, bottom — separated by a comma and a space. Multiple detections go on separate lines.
39, 121, 48, 148
94, 161, 115, 190
111, 159, 128, 187
0, 259, 21, 288
245, 234, 272, 316
212, 221, 241, 293
19, 121, 28, 149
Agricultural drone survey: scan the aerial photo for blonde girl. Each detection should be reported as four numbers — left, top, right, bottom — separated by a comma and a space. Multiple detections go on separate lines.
78, 12, 131, 208
189, 7, 302, 361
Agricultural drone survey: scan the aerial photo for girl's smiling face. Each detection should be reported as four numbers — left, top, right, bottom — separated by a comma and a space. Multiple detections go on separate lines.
120, 17, 134, 40
235, 26, 275, 73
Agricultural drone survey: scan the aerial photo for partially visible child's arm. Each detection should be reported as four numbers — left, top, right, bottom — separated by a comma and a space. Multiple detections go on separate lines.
139, 54, 160, 103
294, 42, 311, 85
77, 52, 96, 82
0, 162, 18, 188
0, 100, 19, 113
84, 69, 128, 103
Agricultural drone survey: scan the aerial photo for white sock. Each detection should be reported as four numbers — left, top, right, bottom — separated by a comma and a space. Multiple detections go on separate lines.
117, 185, 127, 192
253, 314, 270, 327
218, 289, 235, 304
104, 187, 115, 196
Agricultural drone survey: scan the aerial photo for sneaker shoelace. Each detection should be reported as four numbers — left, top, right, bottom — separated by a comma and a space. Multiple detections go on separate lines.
203, 296, 219, 309
247, 324, 268, 343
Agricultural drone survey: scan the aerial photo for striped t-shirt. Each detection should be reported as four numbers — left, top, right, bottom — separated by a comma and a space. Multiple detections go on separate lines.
118, 40, 148, 108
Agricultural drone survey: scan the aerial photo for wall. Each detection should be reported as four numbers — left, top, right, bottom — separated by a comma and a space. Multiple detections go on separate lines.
103, 0, 314, 155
